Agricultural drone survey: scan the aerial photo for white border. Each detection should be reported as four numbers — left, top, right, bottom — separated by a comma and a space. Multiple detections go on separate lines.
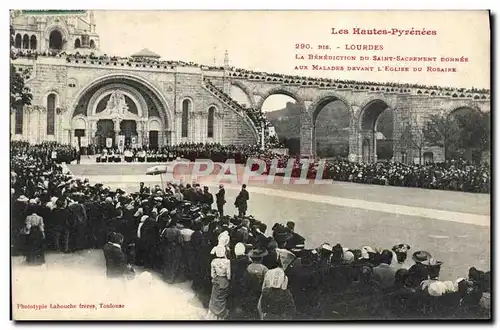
2, 2, 497, 330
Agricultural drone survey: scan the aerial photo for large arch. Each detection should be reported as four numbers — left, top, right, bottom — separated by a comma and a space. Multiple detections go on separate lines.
230, 80, 255, 108
308, 93, 352, 158
15, 34, 21, 48
70, 73, 173, 130
85, 83, 149, 118
444, 105, 490, 163
22, 34, 29, 49
356, 99, 393, 163
49, 30, 63, 50
256, 86, 303, 112
30, 35, 37, 50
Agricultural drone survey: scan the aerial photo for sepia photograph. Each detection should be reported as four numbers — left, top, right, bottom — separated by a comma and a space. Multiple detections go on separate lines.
9, 9, 491, 321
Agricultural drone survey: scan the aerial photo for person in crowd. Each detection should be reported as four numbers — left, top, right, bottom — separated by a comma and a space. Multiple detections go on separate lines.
234, 184, 249, 217
9, 140, 492, 320
207, 245, 231, 320
228, 242, 252, 318
243, 247, 269, 318
216, 184, 226, 217
258, 267, 296, 320
22, 208, 46, 265
202, 186, 214, 208
373, 249, 399, 290
103, 232, 129, 279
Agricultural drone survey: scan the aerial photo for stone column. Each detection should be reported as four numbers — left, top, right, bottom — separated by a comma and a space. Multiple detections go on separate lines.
88, 120, 96, 146
299, 111, 313, 156
189, 111, 196, 142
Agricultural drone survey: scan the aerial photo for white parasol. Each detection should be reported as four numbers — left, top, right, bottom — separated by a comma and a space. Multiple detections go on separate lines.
146, 165, 168, 189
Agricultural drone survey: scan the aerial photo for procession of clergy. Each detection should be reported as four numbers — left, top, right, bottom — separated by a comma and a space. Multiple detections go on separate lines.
11, 142, 490, 320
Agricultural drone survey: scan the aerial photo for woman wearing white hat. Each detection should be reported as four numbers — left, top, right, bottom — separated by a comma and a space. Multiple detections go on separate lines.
206, 245, 231, 320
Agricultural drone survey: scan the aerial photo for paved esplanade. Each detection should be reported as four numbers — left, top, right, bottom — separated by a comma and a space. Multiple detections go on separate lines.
68, 162, 490, 281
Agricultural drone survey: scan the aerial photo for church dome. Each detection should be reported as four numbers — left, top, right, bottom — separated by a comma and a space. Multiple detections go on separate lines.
131, 48, 161, 59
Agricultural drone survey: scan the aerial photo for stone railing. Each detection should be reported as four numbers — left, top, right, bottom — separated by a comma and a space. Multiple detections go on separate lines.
228, 71, 490, 100
202, 77, 263, 138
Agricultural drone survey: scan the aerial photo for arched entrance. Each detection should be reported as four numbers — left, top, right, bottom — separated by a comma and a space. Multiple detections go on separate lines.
259, 90, 301, 154
49, 30, 63, 50
70, 74, 172, 148
311, 96, 351, 159
357, 99, 392, 163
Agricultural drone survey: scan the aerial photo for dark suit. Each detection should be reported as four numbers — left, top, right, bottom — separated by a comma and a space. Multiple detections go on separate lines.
216, 188, 226, 216
235, 189, 249, 217
103, 242, 128, 278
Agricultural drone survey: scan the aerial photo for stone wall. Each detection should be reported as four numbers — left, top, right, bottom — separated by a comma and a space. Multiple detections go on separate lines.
11, 60, 259, 146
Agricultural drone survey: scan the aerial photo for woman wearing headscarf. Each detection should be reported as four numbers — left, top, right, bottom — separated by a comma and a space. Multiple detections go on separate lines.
207, 245, 231, 320
228, 242, 252, 318
258, 267, 296, 320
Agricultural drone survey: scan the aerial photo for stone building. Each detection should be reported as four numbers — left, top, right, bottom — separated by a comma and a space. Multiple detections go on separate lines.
10, 11, 259, 150
10, 10, 490, 163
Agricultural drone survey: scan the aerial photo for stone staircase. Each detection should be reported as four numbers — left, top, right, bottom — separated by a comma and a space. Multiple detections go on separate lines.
202, 77, 261, 136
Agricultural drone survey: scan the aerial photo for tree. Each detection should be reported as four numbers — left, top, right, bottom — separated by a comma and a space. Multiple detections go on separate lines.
423, 113, 460, 160
10, 25, 32, 114
423, 110, 490, 163
453, 110, 490, 163
400, 116, 426, 164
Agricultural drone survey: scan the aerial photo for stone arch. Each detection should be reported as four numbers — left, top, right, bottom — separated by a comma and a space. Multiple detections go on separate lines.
74, 38, 81, 48
91, 90, 142, 117
86, 83, 148, 118
90, 39, 95, 49
180, 98, 192, 138
309, 93, 353, 121
357, 98, 394, 130
15, 34, 22, 48
355, 98, 394, 163
256, 86, 303, 112
230, 80, 255, 108
72, 115, 87, 130
148, 118, 162, 131
30, 35, 37, 50
44, 25, 69, 50
70, 73, 173, 131
308, 93, 353, 158
446, 103, 483, 118
46, 92, 58, 136
22, 34, 29, 49
207, 105, 217, 138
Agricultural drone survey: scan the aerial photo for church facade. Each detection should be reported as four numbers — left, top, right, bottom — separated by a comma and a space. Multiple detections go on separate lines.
10, 11, 259, 150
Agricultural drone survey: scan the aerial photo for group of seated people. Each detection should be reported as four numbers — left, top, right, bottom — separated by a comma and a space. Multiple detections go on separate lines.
14, 141, 490, 193
10, 141, 491, 320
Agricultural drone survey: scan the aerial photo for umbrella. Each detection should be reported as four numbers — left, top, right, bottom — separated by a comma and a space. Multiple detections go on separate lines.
146, 165, 168, 175
146, 165, 168, 189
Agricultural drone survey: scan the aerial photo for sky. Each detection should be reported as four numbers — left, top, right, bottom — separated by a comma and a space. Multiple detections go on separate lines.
91, 10, 490, 111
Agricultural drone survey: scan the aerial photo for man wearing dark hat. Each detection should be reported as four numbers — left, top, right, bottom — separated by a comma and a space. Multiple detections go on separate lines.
234, 184, 249, 217
216, 184, 226, 217
244, 247, 269, 318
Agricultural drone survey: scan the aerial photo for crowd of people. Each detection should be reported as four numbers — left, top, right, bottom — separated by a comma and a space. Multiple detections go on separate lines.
12, 48, 489, 97
10, 141, 491, 320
